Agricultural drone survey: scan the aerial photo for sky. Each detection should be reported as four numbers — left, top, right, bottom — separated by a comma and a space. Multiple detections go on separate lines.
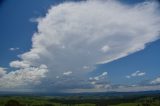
0, 0, 160, 93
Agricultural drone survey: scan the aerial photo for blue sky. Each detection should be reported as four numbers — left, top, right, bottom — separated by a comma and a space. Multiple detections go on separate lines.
0, 0, 160, 92
0, 0, 60, 67
95, 39, 160, 84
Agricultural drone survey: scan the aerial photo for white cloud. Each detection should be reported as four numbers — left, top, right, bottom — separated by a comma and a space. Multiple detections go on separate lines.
126, 71, 146, 78
0, 67, 6, 77
150, 77, 160, 84
89, 72, 110, 89
0, 0, 160, 91
9, 47, 19, 51
101, 45, 110, 53
137, 72, 146, 76
102, 72, 108, 76
10, 61, 30, 68
89, 72, 108, 81
63, 71, 72, 76
131, 71, 146, 77
0, 65, 48, 88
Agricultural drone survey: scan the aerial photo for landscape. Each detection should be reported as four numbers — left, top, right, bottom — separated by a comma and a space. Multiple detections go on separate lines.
0, 91, 160, 106
0, 0, 160, 106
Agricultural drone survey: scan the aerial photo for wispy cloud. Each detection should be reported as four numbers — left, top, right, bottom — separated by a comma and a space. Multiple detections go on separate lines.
63, 71, 72, 76
9, 47, 19, 51
126, 71, 146, 78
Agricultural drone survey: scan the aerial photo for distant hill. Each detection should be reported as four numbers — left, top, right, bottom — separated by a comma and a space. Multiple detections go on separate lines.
0, 90, 160, 97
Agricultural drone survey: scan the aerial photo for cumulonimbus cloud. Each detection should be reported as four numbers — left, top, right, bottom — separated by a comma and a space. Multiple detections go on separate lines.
0, 68, 6, 77
0, 0, 160, 91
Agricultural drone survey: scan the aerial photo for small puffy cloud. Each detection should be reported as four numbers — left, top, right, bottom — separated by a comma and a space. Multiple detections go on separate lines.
83, 65, 90, 69
102, 72, 108, 76
89, 72, 110, 89
150, 77, 160, 84
63, 71, 72, 76
9, 47, 19, 51
126, 71, 146, 78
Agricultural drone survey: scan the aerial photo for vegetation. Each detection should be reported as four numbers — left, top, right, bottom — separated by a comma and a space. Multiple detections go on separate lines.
0, 93, 160, 106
